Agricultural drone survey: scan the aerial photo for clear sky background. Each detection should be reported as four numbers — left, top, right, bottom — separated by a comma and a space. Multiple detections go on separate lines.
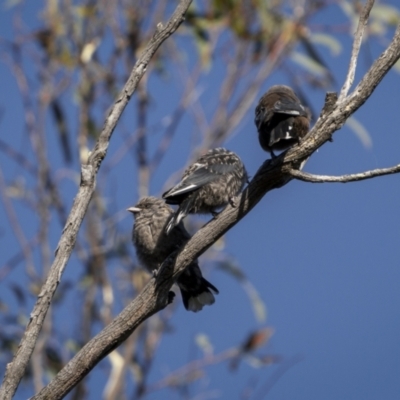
1, 1, 400, 399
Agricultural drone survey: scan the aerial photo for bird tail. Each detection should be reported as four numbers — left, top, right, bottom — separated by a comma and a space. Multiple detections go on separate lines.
165, 197, 193, 235
178, 276, 219, 313
270, 118, 297, 145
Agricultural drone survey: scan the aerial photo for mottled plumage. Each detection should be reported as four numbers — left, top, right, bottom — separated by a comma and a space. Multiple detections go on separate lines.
128, 196, 218, 312
162, 148, 248, 234
255, 85, 311, 158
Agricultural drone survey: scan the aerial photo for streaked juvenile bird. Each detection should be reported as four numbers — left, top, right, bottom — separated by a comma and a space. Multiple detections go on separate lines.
128, 196, 218, 312
255, 85, 311, 158
162, 148, 248, 234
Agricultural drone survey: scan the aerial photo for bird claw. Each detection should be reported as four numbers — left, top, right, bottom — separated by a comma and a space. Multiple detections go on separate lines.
211, 210, 220, 217
152, 269, 158, 277
229, 196, 239, 208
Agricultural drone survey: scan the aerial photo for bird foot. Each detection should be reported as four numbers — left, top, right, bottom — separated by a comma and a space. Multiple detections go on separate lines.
211, 210, 220, 218
152, 269, 158, 277
229, 196, 239, 208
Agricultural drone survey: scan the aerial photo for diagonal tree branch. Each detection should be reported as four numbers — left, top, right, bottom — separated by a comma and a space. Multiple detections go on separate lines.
169, 21, 400, 282
32, 20, 400, 400
289, 164, 400, 183
0, 1, 193, 399
339, 0, 375, 101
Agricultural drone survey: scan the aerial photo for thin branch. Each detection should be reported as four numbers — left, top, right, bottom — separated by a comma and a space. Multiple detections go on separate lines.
0, 2, 193, 399
0, 166, 36, 278
31, 17, 400, 400
205, 24, 295, 149
147, 348, 239, 393
0, 138, 37, 175
289, 164, 400, 183
0, 235, 40, 281
339, 0, 375, 101
252, 355, 303, 400
284, 23, 400, 165
32, 278, 169, 400
136, 79, 150, 198
31, 19, 400, 399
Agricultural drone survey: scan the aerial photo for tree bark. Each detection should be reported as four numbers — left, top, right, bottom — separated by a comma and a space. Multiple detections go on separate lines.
0, 1, 193, 399
33, 20, 400, 400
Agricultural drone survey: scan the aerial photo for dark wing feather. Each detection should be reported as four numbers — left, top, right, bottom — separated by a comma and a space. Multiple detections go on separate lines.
165, 197, 195, 234
163, 163, 237, 201
273, 97, 308, 117
255, 106, 274, 131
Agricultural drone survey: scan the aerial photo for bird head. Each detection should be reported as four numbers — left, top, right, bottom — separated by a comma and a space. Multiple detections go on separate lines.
127, 196, 171, 218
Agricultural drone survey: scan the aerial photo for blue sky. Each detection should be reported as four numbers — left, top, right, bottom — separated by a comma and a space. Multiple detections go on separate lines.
1, 1, 400, 399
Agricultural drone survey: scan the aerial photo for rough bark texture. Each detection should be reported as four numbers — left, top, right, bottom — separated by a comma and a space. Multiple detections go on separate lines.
0, 1, 193, 399
32, 22, 400, 400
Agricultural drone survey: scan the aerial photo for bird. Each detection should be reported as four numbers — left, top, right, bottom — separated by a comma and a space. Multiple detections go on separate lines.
254, 85, 311, 158
162, 148, 248, 234
128, 196, 219, 312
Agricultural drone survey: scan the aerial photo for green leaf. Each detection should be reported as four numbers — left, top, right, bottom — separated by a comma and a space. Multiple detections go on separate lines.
217, 261, 267, 322
310, 33, 342, 56
371, 4, 400, 26
195, 333, 214, 355
290, 51, 327, 76
243, 281, 267, 323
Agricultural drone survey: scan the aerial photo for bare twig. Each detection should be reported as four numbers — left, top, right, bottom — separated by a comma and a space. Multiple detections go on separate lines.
32, 276, 170, 400
0, 167, 36, 278
0, 138, 37, 175
136, 79, 150, 198
289, 164, 400, 183
30, 21, 400, 400
252, 355, 303, 400
0, 1, 193, 399
147, 348, 239, 393
0, 235, 40, 281
205, 24, 296, 149
103, 334, 137, 400
339, 0, 375, 101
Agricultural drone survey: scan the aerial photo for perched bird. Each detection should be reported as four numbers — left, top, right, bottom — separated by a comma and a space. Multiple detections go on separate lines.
162, 148, 248, 234
255, 85, 311, 158
128, 196, 218, 312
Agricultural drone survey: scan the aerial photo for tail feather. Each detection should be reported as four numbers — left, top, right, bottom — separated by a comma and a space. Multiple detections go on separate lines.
269, 118, 295, 146
179, 277, 219, 312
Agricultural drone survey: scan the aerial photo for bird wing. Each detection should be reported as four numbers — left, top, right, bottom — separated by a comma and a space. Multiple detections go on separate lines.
163, 163, 236, 199
273, 97, 308, 117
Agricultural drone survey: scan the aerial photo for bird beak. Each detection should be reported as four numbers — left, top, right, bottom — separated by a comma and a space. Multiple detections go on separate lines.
127, 206, 141, 214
